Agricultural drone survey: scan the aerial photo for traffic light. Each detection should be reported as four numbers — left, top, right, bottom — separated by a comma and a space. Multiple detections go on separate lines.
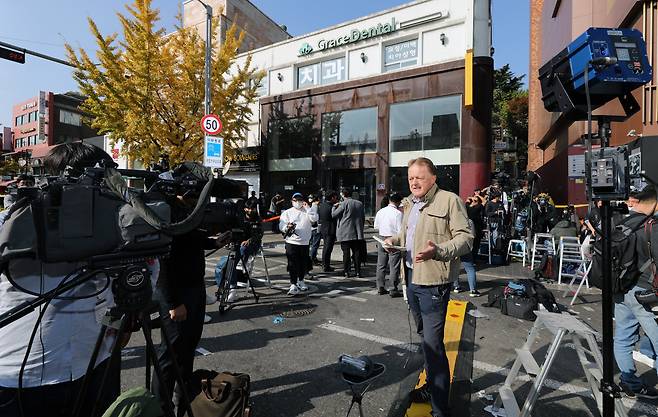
0, 46, 25, 64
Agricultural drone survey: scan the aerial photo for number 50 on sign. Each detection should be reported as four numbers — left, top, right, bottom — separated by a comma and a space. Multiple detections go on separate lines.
200, 114, 223, 135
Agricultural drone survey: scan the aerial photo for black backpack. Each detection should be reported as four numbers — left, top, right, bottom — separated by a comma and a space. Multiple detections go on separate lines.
590, 214, 652, 294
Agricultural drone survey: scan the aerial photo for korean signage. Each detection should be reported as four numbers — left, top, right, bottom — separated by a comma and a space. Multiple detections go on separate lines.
298, 17, 399, 57
298, 57, 346, 88
204, 136, 224, 169
384, 39, 418, 66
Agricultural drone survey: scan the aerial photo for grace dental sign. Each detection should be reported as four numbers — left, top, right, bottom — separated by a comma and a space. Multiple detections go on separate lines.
298, 17, 398, 57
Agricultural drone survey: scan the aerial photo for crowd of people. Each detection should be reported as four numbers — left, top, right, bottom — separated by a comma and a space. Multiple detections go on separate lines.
2, 145, 658, 417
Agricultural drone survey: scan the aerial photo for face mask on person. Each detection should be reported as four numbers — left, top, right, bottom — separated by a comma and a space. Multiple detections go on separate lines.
292, 201, 303, 209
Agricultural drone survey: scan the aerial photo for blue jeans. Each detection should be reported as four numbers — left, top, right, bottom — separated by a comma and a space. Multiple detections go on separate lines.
214, 246, 255, 289
309, 230, 321, 260
406, 268, 452, 417
614, 286, 658, 389
453, 254, 477, 291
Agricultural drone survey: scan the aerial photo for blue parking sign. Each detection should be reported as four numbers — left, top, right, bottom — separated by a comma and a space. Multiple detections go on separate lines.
204, 136, 224, 168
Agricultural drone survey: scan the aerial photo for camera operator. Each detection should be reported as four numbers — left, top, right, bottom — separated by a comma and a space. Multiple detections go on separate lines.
585, 199, 603, 237
279, 192, 318, 295
0, 143, 120, 417
216, 199, 264, 303
531, 193, 557, 234
611, 186, 658, 399
152, 189, 229, 415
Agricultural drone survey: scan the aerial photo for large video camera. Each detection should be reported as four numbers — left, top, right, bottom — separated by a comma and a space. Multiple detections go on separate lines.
0, 161, 247, 267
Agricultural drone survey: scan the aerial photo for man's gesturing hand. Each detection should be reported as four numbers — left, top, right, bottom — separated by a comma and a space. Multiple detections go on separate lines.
415, 240, 437, 262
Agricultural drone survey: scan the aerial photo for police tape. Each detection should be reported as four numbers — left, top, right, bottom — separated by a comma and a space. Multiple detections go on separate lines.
554, 204, 589, 209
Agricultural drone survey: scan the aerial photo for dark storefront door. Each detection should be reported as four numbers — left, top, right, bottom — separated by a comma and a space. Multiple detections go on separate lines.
327, 169, 376, 216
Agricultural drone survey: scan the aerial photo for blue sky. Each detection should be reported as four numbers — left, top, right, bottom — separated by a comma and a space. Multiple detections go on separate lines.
0, 0, 529, 127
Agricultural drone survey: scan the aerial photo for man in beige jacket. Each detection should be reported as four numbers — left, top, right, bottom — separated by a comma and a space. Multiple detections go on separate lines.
385, 157, 473, 417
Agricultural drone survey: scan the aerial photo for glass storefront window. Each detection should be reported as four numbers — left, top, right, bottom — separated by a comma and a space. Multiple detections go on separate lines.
389, 95, 461, 152
384, 39, 418, 72
268, 116, 317, 171
321, 107, 377, 155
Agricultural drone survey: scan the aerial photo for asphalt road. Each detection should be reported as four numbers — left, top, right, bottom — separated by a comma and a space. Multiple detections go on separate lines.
119, 230, 658, 417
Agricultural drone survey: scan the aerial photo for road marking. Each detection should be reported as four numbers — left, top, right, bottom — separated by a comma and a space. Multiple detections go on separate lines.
310, 289, 368, 303
318, 323, 418, 352
317, 322, 658, 416
582, 306, 595, 312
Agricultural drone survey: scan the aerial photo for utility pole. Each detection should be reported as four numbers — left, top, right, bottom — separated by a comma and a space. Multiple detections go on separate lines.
195, 0, 213, 116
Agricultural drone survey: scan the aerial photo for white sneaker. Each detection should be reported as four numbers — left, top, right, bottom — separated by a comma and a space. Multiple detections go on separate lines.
203, 314, 212, 324
288, 284, 300, 295
227, 288, 239, 303
206, 293, 217, 305
297, 280, 309, 291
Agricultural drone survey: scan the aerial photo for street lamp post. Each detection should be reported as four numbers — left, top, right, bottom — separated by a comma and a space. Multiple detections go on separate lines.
196, 0, 213, 116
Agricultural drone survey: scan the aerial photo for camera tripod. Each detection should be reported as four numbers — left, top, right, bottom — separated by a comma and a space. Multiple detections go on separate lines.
71, 265, 196, 417
0, 260, 195, 417
216, 241, 260, 314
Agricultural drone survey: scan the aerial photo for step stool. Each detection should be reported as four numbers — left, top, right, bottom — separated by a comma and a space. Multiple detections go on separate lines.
507, 239, 527, 267
492, 311, 627, 417
557, 236, 586, 285
531, 233, 555, 270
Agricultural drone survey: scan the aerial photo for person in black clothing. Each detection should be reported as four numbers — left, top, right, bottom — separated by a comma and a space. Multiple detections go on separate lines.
318, 191, 339, 272
466, 196, 485, 259
269, 193, 286, 233
152, 197, 226, 416
246, 191, 260, 214
585, 199, 603, 237
531, 194, 557, 234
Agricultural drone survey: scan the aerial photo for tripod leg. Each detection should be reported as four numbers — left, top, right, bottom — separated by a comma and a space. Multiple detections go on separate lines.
76, 315, 128, 417
141, 314, 178, 417
241, 258, 259, 304
219, 253, 238, 314
260, 245, 271, 288
144, 311, 196, 417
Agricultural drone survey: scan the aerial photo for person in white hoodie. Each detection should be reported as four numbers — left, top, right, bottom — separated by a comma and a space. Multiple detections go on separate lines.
279, 192, 319, 295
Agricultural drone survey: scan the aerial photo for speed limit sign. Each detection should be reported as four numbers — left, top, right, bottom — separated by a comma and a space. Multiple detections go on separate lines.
200, 114, 223, 135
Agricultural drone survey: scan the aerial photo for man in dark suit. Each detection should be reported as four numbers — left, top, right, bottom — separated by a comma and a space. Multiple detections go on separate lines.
332, 189, 365, 277
318, 191, 339, 272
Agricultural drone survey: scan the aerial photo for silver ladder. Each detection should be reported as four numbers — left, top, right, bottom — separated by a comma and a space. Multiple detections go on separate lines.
531, 233, 555, 270
492, 311, 627, 417
557, 236, 586, 285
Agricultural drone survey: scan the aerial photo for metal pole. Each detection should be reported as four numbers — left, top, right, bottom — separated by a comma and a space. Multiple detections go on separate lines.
0, 40, 75, 67
196, 0, 212, 116
598, 120, 616, 417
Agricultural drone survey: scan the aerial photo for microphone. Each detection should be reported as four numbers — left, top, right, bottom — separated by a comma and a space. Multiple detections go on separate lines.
590, 56, 618, 66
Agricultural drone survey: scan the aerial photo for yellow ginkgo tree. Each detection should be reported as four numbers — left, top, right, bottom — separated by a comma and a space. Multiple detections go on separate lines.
65, 0, 263, 166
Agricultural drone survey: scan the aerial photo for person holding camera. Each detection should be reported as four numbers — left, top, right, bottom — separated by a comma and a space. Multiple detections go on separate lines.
0, 143, 120, 417
279, 192, 318, 295
152, 191, 229, 415
531, 193, 557, 234
217, 199, 264, 303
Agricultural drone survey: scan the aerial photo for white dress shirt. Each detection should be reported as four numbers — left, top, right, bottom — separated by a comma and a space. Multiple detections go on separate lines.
0, 259, 114, 387
374, 204, 403, 237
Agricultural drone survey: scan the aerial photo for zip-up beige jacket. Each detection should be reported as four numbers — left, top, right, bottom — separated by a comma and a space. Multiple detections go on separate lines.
390, 184, 473, 286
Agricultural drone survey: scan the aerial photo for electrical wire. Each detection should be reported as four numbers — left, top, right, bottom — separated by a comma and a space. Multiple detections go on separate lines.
16, 268, 79, 417
3, 265, 111, 301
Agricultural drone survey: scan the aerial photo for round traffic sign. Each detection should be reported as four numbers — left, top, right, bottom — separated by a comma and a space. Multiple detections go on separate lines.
200, 114, 223, 135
